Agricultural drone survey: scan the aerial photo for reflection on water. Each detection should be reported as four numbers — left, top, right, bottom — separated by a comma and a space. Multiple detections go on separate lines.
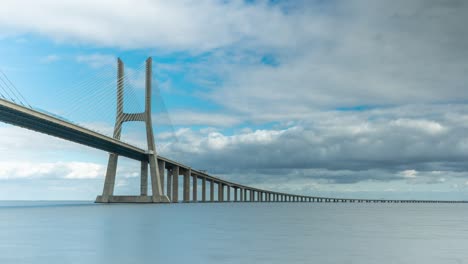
0, 201, 467, 264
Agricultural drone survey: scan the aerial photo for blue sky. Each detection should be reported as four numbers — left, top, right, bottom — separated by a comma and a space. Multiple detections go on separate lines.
1, 0, 468, 200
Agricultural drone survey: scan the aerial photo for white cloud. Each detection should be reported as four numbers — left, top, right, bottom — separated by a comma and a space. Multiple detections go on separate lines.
154, 111, 242, 127
401, 170, 417, 179
0, 161, 104, 179
76, 53, 116, 68
2, 0, 467, 115
40, 54, 60, 63
390, 119, 447, 135
0, 0, 295, 52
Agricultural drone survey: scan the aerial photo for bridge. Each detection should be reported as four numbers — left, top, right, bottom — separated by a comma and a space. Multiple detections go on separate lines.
0, 58, 465, 204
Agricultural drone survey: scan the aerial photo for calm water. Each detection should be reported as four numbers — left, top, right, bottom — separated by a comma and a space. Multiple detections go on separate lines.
0, 201, 467, 264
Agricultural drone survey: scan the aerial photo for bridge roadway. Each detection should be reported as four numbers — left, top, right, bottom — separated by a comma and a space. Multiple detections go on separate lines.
1, 98, 467, 204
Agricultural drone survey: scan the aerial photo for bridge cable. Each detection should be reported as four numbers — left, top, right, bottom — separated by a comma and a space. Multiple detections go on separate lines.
113, 63, 146, 127
0, 69, 32, 108
66, 62, 145, 138
0, 74, 20, 104
150, 66, 180, 147
36, 63, 116, 122
60, 64, 117, 117
0, 81, 8, 100
58, 64, 121, 129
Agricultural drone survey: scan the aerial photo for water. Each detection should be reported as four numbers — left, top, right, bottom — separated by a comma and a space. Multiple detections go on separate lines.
0, 201, 467, 264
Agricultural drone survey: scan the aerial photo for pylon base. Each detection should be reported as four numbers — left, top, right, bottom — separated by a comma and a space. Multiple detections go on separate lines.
95, 195, 170, 203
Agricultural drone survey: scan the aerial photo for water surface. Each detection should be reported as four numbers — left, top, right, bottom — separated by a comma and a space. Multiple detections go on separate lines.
0, 201, 467, 264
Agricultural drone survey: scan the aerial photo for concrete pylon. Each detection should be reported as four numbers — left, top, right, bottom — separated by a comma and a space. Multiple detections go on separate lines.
96, 57, 170, 203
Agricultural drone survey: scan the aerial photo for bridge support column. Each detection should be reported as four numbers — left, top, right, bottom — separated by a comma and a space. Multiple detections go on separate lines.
210, 180, 214, 202
227, 186, 231, 202
99, 154, 118, 202
166, 168, 172, 201
234, 187, 238, 202
96, 58, 169, 203
183, 169, 190, 202
140, 161, 148, 196
158, 160, 165, 195
250, 190, 254, 202
218, 182, 224, 202
172, 166, 179, 202
202, 177, 206, 202
192, 173, 197, 202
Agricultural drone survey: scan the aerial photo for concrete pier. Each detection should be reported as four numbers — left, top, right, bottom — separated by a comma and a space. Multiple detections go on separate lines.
192, 173, 197, 202
210, 180, 214, 202
166, 168, 172, 201
218, 182, 224, 202
140, 161, 148, 196
183, 169, 190, 202
172, 166, 179, 202
158, 160, 165, 195
201, 177, 206, 202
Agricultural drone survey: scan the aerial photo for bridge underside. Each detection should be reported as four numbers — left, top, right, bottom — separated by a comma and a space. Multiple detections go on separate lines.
0, 99, 147, 161
95, 195, 154, 203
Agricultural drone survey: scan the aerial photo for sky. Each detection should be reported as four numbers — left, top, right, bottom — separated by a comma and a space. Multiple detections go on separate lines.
1, 0, 468, 200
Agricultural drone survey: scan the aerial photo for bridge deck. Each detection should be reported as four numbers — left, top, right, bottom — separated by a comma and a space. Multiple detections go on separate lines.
0, 98, 147, 160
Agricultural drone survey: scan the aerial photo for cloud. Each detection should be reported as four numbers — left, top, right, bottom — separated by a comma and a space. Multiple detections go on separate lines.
0, 161, 104, 179
155, 104, 468, 185
40, 54, 60, 63
0, 0, 296, 52
2, 0, 467, 114
76, 53, 116, 68
154, 111, 242, 127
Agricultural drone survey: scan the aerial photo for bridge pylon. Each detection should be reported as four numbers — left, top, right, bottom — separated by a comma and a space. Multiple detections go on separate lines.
96, 57, 170, 203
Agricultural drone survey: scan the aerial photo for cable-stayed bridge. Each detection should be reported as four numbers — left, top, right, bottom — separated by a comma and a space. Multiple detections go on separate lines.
0, 58, 465, 204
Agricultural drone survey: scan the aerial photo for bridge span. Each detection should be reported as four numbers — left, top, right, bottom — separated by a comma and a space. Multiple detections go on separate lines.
0, 58, 466, 204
